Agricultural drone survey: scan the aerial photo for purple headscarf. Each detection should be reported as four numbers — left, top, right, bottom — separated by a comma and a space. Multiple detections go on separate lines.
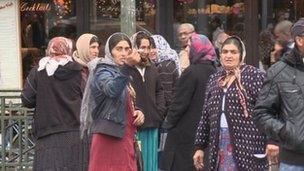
189, 34, 216, 64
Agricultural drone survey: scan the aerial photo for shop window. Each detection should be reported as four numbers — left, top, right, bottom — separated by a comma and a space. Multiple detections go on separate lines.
90, 0, 156, 56
173, 0, 245, 49
20, 0, 76, 80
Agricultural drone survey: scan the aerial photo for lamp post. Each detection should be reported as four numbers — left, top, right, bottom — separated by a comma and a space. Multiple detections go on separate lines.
121, 0, 136, 36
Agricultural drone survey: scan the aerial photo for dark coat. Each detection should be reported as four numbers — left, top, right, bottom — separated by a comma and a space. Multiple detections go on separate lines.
155, 60, 179, 115
161, 61, 216, 171
128, 63, 166, 129
21, 62, 84, 138
195, 65, 268, 171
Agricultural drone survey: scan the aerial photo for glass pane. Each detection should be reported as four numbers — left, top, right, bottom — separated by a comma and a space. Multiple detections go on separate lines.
90, 0, 156, 57
173, 0, 245, 50
20, 0, 77, 80
258, 0, 304, 70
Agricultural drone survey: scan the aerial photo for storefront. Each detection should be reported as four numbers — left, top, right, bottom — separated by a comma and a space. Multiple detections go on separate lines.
0, 0, 304, 90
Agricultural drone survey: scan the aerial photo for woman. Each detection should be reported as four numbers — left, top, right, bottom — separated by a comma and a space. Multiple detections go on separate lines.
193, 36, 268, 171
71, 33, 100, 138
88, 32, 145, 171
161, 34, 216, 171
150, 35, 180, 112
21, 37, 89, 170
129, 31, 166, 171
270, 39, 288, 65
73, 33, 100, 66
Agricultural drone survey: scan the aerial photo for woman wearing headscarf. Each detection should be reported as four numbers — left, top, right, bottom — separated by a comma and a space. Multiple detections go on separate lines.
73, 33, 99, 87
193, 36, 268, 171
129, 31, 166, 171
87, 32, 145, 171
73, 33, 100, 66
161, 34, 216, 171
150, 35, 180, 113
21, 37, 89, 170
71, 33, 101, 138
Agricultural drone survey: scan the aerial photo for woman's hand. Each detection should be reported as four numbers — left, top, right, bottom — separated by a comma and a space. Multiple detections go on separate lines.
133, 110, 145, 126
266, 144, 279, 166
124, 50, 141, 66
193, 150, 204, 170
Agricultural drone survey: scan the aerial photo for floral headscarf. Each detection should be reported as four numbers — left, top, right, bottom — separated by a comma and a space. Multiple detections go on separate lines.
151, 35, 181, 75
38, 37, 73, 76
189, 34, 216, 64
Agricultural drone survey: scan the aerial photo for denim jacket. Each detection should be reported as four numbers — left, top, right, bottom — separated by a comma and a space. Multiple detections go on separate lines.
90, 63, 130, 138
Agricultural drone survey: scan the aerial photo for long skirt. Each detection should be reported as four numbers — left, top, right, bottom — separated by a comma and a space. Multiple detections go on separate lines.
88, 93, 137, 171
218, 127, 237, 171
33, 131, 89, 171
137, 128, 158, 171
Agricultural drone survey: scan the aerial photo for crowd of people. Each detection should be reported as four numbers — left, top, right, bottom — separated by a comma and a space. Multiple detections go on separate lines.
20, 18, 304, 171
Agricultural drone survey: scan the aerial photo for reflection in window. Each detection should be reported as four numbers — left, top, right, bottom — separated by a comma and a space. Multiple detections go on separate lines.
20, 0, 76, 80
90, 0, 156, 57
173, 0, 245, 49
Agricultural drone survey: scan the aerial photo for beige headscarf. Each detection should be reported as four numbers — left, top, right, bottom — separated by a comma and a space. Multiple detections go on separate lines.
73, 33, 98, 66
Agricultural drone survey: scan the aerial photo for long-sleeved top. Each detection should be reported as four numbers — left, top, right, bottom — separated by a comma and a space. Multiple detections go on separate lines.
155, 60, 179, 115
128, 63, 166, 129
21, 62, 84, 138
195, 65, 268, 171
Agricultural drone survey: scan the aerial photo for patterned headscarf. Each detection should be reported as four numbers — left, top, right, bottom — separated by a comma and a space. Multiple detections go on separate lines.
38, 37, 73, 76
151, 35, 181, 75
218, 36, 249, 117
189, 34, 217, 64
73, 33, 98, 66
46, 37, 73, 59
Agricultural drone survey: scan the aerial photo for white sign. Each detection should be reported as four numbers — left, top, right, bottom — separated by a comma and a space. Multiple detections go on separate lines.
0, 0, 22, 90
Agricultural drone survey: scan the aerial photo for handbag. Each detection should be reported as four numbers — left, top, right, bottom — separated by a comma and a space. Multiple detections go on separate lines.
134, 137, 144, 171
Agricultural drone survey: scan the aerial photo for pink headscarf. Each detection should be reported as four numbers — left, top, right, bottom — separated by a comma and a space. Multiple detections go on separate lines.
38, 37, 73, 76
46, 37, 73, 61
189, 34, 216, 64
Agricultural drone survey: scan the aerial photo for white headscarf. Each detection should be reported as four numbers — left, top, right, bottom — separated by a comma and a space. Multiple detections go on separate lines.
37, 37, 73, 76
151, 35, 181, 75
73, 33, 98, 66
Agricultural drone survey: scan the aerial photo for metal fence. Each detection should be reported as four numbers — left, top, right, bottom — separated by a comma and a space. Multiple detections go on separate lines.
0, 90, 34, 171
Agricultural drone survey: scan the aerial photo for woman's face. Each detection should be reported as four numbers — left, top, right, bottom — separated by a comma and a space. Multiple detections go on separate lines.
149, 47, 157, 61
89, 42, 99, 60
220, 43, 241, 70
111, 40, 131, 66
138, 38, 150, 59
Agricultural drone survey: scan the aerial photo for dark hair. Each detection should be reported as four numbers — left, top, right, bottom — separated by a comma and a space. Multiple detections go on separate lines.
108, 33, 132, 52
149, 37, 156, 49
90, 36, 99, 45
273, 39, 288, 55
135, 32, 150, 48
221, 36, 243, 61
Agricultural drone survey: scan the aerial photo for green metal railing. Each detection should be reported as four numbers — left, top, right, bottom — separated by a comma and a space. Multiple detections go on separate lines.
0, 90, 34, 171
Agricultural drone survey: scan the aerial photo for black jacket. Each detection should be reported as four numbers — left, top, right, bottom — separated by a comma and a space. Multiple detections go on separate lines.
155, 60, 179, 115
128, 63, 166, 129
21, 62, 84, 138
254, 47, 304, 166
161, 61, 216, 171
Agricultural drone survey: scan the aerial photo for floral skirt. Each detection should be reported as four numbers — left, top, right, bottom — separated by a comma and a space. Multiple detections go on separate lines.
218, 127, 237, 171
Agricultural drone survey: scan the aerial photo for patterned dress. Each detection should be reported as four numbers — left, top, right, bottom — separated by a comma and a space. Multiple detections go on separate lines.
195, 65, 268, 171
